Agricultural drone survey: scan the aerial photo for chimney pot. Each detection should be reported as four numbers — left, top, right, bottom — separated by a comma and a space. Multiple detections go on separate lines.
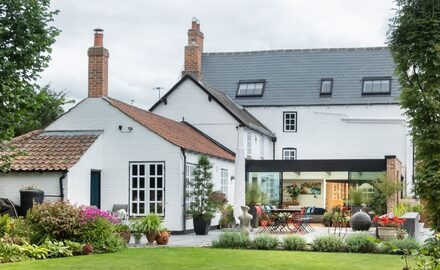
94, 28, 104, 47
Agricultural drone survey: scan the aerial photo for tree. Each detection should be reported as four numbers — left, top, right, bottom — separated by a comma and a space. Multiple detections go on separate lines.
0, 0, 60, 172
13, 85, 73, 137
187, 155, 215, 221
388, 0, 440, 231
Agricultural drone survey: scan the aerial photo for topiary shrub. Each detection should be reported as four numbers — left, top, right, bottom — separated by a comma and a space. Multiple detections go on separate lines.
386, 238, 421, 254
252, 234, 279, 250
312, 235, 344, 252
283, 235, 307, 251
212, 232, 250, 249
345, 234, 377, 253
350, 212, 371, 231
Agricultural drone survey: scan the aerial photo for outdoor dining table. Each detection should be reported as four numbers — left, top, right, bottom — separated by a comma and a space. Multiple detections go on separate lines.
258, 208, 301, 234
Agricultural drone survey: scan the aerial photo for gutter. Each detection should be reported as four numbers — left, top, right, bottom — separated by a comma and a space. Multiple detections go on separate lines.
181, 148, 187, 234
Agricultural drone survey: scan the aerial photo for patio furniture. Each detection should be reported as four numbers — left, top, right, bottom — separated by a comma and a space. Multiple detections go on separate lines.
257, 208, 301, 234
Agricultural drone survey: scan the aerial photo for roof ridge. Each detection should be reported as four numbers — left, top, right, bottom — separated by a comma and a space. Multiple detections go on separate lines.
203, 46, 389, 56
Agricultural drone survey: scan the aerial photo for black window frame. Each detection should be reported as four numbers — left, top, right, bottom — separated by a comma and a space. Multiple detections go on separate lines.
362, 77, 392, 95
282, 148, 297, 160
283, 111, 297, 132
236, 79, 266, 97
320, 78, 333, 96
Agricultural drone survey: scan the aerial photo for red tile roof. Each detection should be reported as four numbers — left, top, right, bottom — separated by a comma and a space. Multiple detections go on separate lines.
105, 97, 235, 161
9, 130, 99, 171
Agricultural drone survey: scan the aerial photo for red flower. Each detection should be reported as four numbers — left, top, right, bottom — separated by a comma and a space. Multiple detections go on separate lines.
372, 214, 406, 228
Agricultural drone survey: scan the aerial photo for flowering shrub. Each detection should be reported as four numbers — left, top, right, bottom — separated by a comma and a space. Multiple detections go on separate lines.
82, 207, 120, 224
373, 215, 406, 228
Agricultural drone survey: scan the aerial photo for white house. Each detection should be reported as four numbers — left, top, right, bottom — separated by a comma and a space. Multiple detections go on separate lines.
0, 30, 235, 233
152, 19, 412, 210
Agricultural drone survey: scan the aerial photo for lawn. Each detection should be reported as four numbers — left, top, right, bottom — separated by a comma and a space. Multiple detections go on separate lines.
2, 247, 405, 270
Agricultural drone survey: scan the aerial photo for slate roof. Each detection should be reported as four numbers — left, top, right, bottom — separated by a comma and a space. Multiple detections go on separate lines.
201, 47, 400, 106
105, 97, 235, 161
9, 130, 99, 171
150, 75, 275, 138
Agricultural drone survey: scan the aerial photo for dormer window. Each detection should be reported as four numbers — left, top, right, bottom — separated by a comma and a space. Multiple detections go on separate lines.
362, 77, 391, 95
320, 78, 333, 96
236, 80, 265, 97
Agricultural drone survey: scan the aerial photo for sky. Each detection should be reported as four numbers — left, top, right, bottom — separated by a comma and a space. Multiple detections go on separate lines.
40, 0, 397, 110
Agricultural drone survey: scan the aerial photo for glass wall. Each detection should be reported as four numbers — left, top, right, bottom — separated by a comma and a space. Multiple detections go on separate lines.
247, 172, 280, 205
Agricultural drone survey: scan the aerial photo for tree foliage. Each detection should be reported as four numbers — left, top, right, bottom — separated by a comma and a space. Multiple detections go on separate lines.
0, 0, 61, 172
388, 0, 440, 231
186, 155, 216, 221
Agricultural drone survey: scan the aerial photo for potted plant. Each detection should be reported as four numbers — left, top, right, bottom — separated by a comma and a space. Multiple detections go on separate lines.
322, 211, 334, 227
245, 183, 267, 228
141, 214, 161, 244
155, 226, 170, 245
373, 214, 406, 241
114, 224, 131, 244
285, 184, 301, 205
186, 155, 218, 235
349, 187, 364, 214
130, 219, 143, 245
219, 204, 235, 229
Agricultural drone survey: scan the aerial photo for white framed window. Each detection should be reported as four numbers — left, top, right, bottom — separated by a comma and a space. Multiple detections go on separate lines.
362, 77, 391, 94
282, 148, 297, 160
221, 169, 228, 195
185, 163, 196, 211
260, 135, 265, 159
283, 112, 297, 132
247, 131, 252, 158
236, 80, 265, 97
129, 162, 164, 216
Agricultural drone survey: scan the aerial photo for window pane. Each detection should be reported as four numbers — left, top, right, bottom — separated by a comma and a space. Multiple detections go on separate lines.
139, 203, 145, 214
157, 164, 163, 175
150, 177, 155, 188
321, 81, 332, 93
132, 191, 138, 201
132, 203, 138, 214
150, 164, 156, 175
150, 203, 155, 213
381, 80, 390, 92
132, 177, 138, 188
372, 81, 381, 92
157, 177, 163, 188
139, 165, 145, 176
139, 177, 145, 188
363, 81, 373, 93
157, 203, 163, 214
157, 190, 163, 201
150, 190, 155, 201
140, 190, 145, 201
132, 164, 138, 176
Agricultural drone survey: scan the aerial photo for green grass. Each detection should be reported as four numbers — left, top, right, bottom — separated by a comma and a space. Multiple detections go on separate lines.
2, 247, 405, 270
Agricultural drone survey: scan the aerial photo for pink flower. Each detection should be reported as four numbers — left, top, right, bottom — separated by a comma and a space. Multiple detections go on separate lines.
82, 207, 120, 224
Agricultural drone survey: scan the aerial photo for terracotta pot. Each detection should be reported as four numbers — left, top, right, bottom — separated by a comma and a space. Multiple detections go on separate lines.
156, 231, 170, 245
145, 231, 157, 243
119, 231, 131, 244
377, 227, 398, 241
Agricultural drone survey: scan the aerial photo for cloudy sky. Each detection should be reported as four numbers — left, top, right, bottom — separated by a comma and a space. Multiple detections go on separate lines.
41, 0, 396, 110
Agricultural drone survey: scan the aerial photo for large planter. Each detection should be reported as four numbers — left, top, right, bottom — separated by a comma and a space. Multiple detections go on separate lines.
119, 231, 131, 244
377, 226, 398, 241
145, 231, 157, 244
193, 218, 211, 235
156, 231, 170, 245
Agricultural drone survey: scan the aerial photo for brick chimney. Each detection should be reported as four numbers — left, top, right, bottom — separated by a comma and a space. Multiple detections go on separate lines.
182, 18, 204, 81
88, 29, 109, 97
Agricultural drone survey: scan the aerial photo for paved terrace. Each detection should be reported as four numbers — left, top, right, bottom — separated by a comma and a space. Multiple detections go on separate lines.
128, 223, 434, 247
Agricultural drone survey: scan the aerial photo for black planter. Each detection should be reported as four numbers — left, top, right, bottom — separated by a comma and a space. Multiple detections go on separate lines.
193, 218, 211, 235
19, 189, 44, 216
